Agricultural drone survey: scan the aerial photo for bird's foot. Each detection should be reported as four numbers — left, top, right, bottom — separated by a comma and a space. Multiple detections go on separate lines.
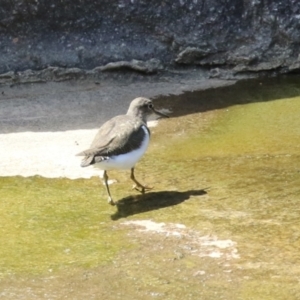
132, 184, 153, 194
108, 197, 116, 206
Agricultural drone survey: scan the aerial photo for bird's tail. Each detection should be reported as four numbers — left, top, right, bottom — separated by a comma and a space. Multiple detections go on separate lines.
80, 155, 94, 167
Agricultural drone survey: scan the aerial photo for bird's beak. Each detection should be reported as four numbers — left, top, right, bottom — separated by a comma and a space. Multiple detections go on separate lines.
151, 108, 169, 119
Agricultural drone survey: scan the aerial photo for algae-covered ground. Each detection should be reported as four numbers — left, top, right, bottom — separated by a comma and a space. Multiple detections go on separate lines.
1, 77, 300, 299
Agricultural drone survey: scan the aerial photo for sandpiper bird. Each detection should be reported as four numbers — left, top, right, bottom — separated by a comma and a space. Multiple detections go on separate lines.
77, 97, 168, 205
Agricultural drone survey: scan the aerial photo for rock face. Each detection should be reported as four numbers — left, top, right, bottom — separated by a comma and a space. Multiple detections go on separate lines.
1, 0, 300, 77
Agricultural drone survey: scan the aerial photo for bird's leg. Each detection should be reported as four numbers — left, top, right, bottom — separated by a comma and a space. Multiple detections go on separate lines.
130, 168, 152, 194
103, 171, 116, 206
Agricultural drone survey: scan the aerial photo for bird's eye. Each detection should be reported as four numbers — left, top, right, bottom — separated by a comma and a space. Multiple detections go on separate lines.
148, 103, 153, 109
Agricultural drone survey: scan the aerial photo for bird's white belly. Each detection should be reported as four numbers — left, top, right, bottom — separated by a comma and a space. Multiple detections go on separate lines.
96, 126, 150, 170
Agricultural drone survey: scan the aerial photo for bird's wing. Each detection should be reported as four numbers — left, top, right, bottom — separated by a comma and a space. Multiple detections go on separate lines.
77, 116, 148, 166
76, 117, 119, 156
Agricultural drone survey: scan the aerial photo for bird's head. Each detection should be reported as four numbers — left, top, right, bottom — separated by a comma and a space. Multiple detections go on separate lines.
127, 97, 168, 122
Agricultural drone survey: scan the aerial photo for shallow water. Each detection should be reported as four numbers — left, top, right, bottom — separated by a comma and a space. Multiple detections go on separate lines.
1, 77, 300, 299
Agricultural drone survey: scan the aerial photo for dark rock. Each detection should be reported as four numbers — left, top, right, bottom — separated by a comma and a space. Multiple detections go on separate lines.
44, 67, 85, 81
99, 58, 163, 74
209, 68, 221, 78
175, 47, 212, 64
233, 60, 284, 73
0, 0, 300, 81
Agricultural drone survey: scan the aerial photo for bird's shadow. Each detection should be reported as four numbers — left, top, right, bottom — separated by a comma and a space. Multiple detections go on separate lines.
111, 188, 208, 220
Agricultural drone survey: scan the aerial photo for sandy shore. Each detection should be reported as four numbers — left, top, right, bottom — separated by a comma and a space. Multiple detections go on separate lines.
0, 129, 99, 179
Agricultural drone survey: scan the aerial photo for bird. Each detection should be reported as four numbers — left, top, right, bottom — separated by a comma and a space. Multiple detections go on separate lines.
77, 97, 168, 205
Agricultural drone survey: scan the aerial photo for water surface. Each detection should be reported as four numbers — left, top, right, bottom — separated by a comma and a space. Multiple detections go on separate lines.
1, 77, 300, 299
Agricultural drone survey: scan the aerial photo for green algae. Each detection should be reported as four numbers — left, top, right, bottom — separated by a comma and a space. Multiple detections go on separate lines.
1, 77, 300, 299
0, 176, 135, 277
